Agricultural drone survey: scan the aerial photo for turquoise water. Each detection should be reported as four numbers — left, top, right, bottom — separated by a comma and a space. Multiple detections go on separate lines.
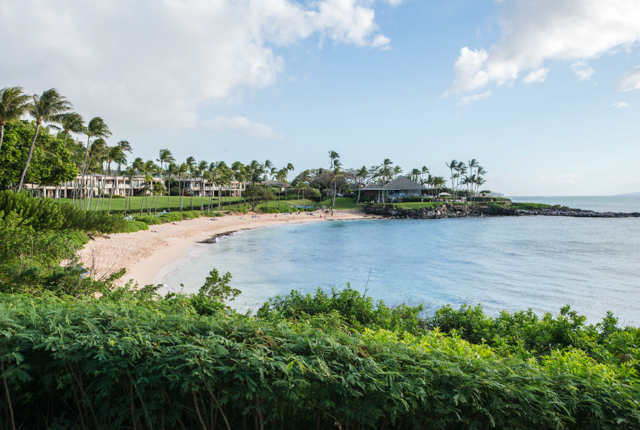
164, 197, 640, 326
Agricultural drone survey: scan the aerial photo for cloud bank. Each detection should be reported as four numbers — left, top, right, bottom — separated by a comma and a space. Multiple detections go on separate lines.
447, 0, 640, 95
0, 0, 393, 135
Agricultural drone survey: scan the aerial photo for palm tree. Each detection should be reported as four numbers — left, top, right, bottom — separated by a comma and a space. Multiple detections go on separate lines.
131, 158, 145, 213
328, 151, 341, 215
118, 140, 132, 153
80, 117, 111, 206
188, 163, 198, 211
355, 166, 368, 205
198, 160, 208, 210
166, 162, 178, 211
107, 147, 126, 214
177, 162, 188, 212
421, 166, 429, 185
445, 159, 457, 198
231, 161, 245, 209
87, 138, 108, 211
0, 87, 32, 154
207, 163, 220, 212
156, 148, 174, 189
17, 89, 72, 192
154, 149, 175, 213
123, 166, 135, 216
55, 112, 84, 145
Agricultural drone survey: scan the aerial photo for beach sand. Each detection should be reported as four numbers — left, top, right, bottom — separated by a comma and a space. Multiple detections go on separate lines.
79, 210, 376, 288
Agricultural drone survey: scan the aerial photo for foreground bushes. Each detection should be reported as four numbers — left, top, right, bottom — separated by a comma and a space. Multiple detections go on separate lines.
0, 191, 128, 233
1, 288, 639, 430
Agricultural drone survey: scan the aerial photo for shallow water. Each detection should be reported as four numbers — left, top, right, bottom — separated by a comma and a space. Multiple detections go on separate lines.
164, 197, 640, 326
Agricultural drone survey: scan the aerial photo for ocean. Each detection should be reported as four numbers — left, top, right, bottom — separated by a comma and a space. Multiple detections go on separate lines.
163, 196, 640, 326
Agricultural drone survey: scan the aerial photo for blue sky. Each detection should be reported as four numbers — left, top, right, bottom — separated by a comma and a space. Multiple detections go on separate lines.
2, 0, 639, 195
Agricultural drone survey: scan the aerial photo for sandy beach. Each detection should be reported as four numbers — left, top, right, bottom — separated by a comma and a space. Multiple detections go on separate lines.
79, 210, 376, 288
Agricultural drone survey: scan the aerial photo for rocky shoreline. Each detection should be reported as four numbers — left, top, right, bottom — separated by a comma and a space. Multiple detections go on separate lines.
365, 204, 640, 219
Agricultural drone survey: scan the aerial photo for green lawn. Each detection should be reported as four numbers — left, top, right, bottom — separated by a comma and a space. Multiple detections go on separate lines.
317, 197, 358, 210
59, 196, 318, 213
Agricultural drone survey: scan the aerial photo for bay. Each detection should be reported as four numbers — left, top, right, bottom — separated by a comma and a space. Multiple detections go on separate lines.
164, 197, 640, 326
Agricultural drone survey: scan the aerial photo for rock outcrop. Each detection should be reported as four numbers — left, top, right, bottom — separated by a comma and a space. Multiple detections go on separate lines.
365, 205, 640, 219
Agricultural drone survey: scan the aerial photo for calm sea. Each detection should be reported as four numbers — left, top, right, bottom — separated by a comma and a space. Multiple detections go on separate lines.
163, 196, 640, 326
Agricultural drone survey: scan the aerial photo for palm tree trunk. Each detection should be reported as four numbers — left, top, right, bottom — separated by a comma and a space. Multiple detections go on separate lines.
200, 178, 205, 210
80, 135, 92, 201
17, 122, 42, 192
167, 173, 172, 212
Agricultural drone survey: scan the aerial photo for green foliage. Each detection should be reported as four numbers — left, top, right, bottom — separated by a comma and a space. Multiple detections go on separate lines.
510, 202, 554, 210
258, 286, 427, 334
125, 220, 149, 232
0, 191, 128, 233
427, 304, 640, 368
133, 210, 203, 225
0, 120, 78, 188
1, 291, 639, 430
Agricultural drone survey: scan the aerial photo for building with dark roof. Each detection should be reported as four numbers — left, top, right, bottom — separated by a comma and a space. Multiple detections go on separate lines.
361, 176, 428, 202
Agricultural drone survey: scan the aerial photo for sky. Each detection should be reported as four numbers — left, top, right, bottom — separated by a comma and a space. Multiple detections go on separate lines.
1, 0, 639, 196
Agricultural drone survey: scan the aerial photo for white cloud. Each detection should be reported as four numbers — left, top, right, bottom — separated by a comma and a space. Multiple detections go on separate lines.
522, 68, 549, 84
458, 91, 492, 105
0, 0, 392, 133
204, 116, 283, 139
570, 61, 595, 81
618, 66, 640, 91
447, 0, 640, 94
611, 102, 630, 108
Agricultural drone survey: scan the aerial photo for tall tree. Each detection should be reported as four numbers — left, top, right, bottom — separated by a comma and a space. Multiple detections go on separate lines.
328, 151, 341, 215
107, 146, 126, 214
166, 162, 178, 211
421, 166, 429, 185
155, 149, 174, 213
198, 160, 208, 210
355, 166, 368, 205
445, 159, 458, 199
54, 112, 84, 145
80, 117, 111, 205
18, 89, 72, 192
0, 87, 32, 154
177, 162, 188, 212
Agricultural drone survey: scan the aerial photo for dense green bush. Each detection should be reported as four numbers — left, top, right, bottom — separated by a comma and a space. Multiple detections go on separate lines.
1, 290, 639, 430
426, 304, 640, 367
133, 210, 204, 225
258, 286, 427, 334
510, 202, 555, 210
0, 191, 128, 233
125, 220, 149, 232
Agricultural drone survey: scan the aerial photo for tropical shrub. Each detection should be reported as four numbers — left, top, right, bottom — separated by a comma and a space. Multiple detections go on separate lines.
258, 286, 427, 334
1, 291, 639, 430
0, 191, 128, 233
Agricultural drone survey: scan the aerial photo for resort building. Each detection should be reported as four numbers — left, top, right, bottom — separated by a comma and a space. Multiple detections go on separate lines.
24, 174, 152, 199
178, 178, 245, 197
361, 176, 428, 202
25, 175, 245, 198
